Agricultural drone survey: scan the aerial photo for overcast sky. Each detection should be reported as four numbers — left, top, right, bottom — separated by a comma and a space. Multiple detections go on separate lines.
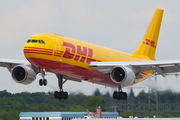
0, 0, 180, 95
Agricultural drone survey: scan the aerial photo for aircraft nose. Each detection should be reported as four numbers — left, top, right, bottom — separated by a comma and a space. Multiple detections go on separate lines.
23, 40, 34, 59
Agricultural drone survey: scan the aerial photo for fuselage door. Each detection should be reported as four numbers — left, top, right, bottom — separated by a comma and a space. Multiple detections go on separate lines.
51, 37, 64, 57
51, 37, 60, 52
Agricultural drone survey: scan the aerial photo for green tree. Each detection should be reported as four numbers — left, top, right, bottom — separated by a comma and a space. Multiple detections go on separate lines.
70, 105, 85, 112
103, 91, 111, 98
84, 96, 106, 112
36, 103, 55, 111
120, 111, 135, 117
129, 88, 134, 97
93, 88, 101, 96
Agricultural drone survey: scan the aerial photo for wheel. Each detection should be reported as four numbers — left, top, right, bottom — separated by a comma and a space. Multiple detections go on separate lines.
119, 91, 123, 100
43, 79, 47, 86
123, 92, 127, 100
58, 91, 64, 100
64, 91, 68, 100
116, 93, 121, 100
113, 91, 117, 99
54, 91, 58, 99
57, 92, 62, 100
39, 79, 43, 86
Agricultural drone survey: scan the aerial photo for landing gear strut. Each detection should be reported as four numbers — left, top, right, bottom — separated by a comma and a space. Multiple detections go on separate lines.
39, 68, 47, 86
113, 84, 127, 100
54, 74, 68, 100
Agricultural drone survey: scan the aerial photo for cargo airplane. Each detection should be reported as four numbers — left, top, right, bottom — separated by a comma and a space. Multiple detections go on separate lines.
1, 8, 180, 100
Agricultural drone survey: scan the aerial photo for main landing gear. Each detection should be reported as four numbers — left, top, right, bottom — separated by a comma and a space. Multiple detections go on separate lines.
54, 74, 68, 100
113, 84, 127, 100
39, 68, 47, 86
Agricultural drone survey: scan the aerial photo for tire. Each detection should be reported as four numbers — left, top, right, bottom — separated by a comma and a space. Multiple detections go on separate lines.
123, 92, 127, 100
39, 79, 43, 86
113, 91, 117, 99
64, 92, 68, 100
54, 91, 58, 99
116, 93, 121, 100
119, 91, 123, 100
43, 79, 47, 86
58, 91, 64, 100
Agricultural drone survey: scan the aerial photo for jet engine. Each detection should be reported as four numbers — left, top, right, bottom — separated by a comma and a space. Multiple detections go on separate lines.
11, 65, 37, 85
110, 66, 135, 86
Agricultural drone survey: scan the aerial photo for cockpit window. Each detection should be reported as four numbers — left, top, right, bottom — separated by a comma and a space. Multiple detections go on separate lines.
27, 40, 31, 43
26, 39, 45, 44
32, 40, 38, 43
41, 40, 45, 44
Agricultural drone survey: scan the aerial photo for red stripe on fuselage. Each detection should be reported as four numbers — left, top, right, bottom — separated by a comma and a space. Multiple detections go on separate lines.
27, 57, 117, 87
24, 49, 53, 54
24, 47, 53, 56
24, 52, 53, 56
24, 47, 53, 51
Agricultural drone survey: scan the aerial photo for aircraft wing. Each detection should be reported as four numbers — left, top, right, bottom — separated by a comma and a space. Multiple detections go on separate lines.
89, 60, 180, 77
0, 58, 30, 72
0, 58, 80, 82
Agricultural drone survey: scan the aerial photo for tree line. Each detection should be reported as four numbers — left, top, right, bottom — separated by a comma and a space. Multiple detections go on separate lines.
1, 88, 180, 120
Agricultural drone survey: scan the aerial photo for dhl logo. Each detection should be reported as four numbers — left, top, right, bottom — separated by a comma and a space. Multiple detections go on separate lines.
24, 42, 101, 64
143, 39, 156, 48
59, 42, 100, 64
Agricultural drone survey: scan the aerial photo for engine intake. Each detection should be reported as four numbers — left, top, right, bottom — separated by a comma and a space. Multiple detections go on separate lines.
12, 65, 37, 85
110, 66, 135, 86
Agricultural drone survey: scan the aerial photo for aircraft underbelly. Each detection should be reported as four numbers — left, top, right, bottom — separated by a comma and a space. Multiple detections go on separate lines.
27, 57, 118, 87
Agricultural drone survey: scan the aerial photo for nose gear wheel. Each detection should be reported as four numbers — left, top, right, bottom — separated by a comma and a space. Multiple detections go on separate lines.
39, 68, 47, 86
39, 79, 47, 86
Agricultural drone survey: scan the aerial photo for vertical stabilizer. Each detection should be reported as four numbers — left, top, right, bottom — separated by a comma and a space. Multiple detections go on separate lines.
132, 8, 164, 60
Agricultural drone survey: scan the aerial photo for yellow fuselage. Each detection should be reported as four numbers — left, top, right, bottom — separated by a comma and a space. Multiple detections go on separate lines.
24, 33, 153, 87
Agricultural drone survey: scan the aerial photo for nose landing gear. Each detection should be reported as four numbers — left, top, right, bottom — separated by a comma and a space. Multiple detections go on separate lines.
54, 74, 68, 100
113, 84, 127, 100
39, 68, 47, 86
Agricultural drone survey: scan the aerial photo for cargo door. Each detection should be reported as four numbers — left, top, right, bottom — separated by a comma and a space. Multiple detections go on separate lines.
51, 37, 64, 57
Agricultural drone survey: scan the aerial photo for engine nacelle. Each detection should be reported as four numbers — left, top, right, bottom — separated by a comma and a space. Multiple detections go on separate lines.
11, 65, 37, 85
110, 66, 135, 86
